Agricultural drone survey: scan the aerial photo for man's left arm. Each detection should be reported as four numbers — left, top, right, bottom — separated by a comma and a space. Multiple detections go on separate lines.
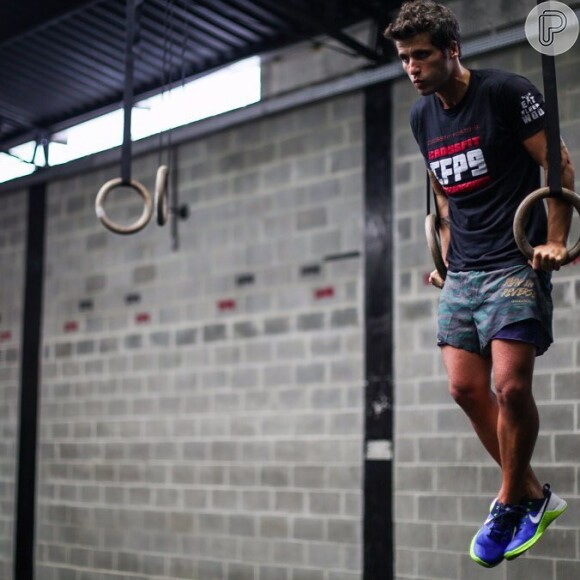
522, 129, 575, 271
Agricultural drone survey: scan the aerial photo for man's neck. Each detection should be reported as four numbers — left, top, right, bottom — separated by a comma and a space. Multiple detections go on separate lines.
436, 65, 471, 109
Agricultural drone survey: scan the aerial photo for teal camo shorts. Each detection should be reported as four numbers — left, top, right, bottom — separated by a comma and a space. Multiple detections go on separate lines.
437, 264, 553, 356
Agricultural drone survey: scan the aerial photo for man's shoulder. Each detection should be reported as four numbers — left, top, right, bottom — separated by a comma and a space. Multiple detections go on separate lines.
472, 68, 535, 92
410, 95, 433, 120
409, 96, 437, 140
472, 67, 517, 81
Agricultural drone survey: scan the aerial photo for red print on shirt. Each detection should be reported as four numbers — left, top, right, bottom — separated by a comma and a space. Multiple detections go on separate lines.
428, 135, 490, 195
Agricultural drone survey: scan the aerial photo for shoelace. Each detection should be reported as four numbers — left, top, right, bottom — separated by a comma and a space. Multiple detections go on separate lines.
488, 505, 524, 542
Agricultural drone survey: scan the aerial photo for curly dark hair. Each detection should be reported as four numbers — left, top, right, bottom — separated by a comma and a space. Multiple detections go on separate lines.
384, 0, 461, 56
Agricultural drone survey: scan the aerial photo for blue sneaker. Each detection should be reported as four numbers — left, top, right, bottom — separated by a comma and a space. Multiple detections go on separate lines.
470, 500, 522, 567
504, 484, 568, 560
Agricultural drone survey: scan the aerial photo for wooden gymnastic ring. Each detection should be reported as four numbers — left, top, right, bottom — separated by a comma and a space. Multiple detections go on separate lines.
513, 186, 580, 265
95, 178, 153, 235
425, 213, 447, 280
155, 164, 169, 226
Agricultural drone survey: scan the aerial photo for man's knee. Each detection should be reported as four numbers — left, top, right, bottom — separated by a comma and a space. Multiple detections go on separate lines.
449, 380, 488, 408
495, 379, 532, 409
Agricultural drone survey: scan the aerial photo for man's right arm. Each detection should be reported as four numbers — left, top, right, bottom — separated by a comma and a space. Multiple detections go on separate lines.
429, 170, 450, 262
428, 170, 450, 288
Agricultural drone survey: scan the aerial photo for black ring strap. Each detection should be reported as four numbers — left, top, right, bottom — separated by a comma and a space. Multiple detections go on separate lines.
539, 0, 563, 197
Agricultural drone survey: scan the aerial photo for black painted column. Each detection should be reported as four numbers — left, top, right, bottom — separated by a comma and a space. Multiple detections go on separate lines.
363, 81, 394, 580
14, 182, 47, 580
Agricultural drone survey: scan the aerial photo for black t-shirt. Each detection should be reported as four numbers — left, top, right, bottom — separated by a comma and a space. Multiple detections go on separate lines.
410, 68, 547, 271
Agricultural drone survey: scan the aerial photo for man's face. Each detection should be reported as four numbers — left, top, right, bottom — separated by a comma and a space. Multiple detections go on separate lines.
395, 32, 457, 96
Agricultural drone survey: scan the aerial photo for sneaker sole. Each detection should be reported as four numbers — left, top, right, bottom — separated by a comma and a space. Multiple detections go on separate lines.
504, 502, 568, 560
469, 534, 503, 568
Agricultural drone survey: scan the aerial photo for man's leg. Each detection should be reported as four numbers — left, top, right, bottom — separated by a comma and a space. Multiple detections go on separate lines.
491, 339, 539, 505
441, 345, 495, 452
491, 339, 569, 560
442, 345, 525, 567
441, 345, 542, 498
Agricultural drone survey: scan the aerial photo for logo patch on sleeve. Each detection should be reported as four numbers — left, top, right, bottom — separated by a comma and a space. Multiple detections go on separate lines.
520, 92, 545, 124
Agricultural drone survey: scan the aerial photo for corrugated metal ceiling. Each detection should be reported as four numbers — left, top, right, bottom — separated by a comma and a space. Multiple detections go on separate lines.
0, 0, 397, 154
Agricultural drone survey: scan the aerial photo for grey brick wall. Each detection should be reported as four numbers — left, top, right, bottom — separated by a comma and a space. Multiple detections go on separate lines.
16, 93, 364, 580
393, 39, 580, 580
0, 189, 27, 580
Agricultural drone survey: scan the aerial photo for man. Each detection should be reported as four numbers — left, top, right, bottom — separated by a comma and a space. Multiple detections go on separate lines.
385, 0, 572, 568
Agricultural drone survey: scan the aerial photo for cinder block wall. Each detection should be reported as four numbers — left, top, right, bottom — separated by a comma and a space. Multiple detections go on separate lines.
31, 93, 364, 580
0, 189, 27, 580
1, 5, 580, 580
393, 41, 580, 580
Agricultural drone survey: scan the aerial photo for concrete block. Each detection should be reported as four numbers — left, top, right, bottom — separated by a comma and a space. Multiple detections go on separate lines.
554, 371, 580, 399
259, 566, 290, 580
296, 363, 325, 384
330, 308, 358, 327
395, 521, 434, 550
327, 573, 359, 580
436, 466, 480, 493
229, 515, 257, 538
265, 317, 290, 335
243, 490, 273, 512
417, 551, 460, 579
396, 466, 434, 493
297, 312, 325, 331
506, 556, 554, 579
133, 264, 156, 284
259, 516, 289, 539
556, 559, 580, 579
418, 496, 459, 524
538, 403, 575, 430
292, 569, 324, 580
203, 324, 227, 342
297, 207, 327, 231
272, 541, 305, 566
234, 321, 260, 338
309, 491, 341, 515
418, 437, 459, 462
554, 434, 580, 461
176, 328, 196, 345
261, 466, 291, 488
330, 146, 361, 173
275, 491, 305, 513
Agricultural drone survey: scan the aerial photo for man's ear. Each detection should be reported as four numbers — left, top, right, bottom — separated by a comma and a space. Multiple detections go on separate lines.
448, 40, 460, 59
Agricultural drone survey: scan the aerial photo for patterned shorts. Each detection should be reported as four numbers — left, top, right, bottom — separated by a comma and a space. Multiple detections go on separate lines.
437, 264, 553, 356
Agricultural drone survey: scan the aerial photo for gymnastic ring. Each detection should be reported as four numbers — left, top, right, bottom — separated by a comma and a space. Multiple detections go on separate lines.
513, 186, 580, 265
95, 178, 153, 235
155, 164, 169, 226
425, 213, 447, 280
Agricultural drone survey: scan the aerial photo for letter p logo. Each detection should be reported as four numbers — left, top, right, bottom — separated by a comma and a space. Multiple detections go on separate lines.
539, 10, 567, 46
526, 1, 578, 55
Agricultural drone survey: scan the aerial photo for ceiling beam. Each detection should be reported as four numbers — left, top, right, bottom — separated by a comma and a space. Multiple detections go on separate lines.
0, 0, 101, 46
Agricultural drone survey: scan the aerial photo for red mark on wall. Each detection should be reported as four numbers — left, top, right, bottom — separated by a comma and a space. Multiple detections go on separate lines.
64, 321, 79, 333
135, 312, 151, 324
218, 299, 236, 311
0, 330, 12, 342
315, 286, 335, 300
